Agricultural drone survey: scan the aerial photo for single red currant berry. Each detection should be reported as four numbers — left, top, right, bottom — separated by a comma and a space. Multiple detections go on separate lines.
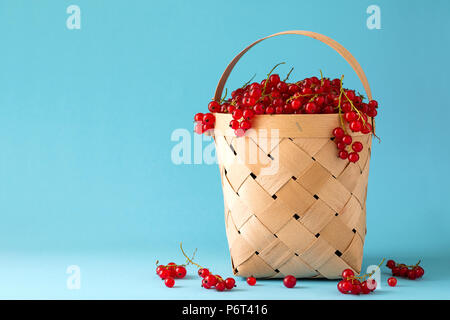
339, 150, 349, 159
346, 91, 356, 101
203, 113, 215, 124
348, 152, 360, 163
194, 113, 204, 122
337, 142, 346, 151
368, 100, 378, 109
342, 135, 352, 145
247, 277, 256, 286
388, 277, 397, 287
156, 265, 165, 275
249, 88, 262, 99
194, 123, 204, 135
341, 269, 354, 279
315, 96, 325, 106
201, 278, 212, 289
265, 106, 274, 114
232, 109, 243, 120
332, 127, 345, 139
205, 275, 218, 287
227, 105, 236, 113
352, 141, 363, 152
288, 84, 300, 94
215, 281, 226, 292
283, 275, 297, 288
366, 278, 377, 291
349, 120, 362, 132
344, 111, 357, 122
224, 278, 236, 290
164, 277, 175, 288
175, 266, 187, 279
337, 280, 349, 294
198, 268, 210, 278
159, 268, 170, 279
275, 106, 284, 114
360, 281, 371, 294
351, 283, 362, 295
305, 102, 318, 114
341, 102, 351, 113
240, 120, 251, 130
202, 123, 214, 133
277, 81, 288, 93
415, 266, 425, 278
272, 98, 283, 108
229, 120, 239, 130
235, 129, 246, 137
342, 280, 353, 292
208, 101, 220, 112
361, 123, 372, 134
291, 99, 301, 110
243, 109, 255, 120
386, 260, 396, 269
269, 74, 280, 86
253, 103, 264, 115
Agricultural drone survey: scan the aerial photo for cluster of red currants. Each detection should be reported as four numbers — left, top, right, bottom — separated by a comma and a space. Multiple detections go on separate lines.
386, 259, 425, 280
194, 64, 379, 140
337, 269, 377, 295
198, 268, 236, 292
194, 112, 216, 135
156, 262, 187, 288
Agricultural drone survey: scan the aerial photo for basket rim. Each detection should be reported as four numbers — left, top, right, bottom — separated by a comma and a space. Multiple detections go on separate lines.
213, 113, 372, 138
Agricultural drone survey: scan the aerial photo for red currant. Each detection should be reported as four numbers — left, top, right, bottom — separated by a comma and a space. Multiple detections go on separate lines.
232, 109, 243, 120
344, 111, 357, 122
208, 101, 220, 112
305, 102, 318, 114
164, 277, 175, 288
342, 135, 352, 145
339, 150, 348, 159
386, 260, 396, 269
352, 141, 363, 152
332, 127, 345, 139
387, 277, 397, 287
203, 113, 215, 124
215, 281, 225, 292
269, 74, 280, 86
247, 277, 256, 286
341, 269, 354, 279
198, 268, 210, 278
349, 120, 362, 132
224, 278, 236, 290
175, 266, 187, 279
243, 109, 255, 120
229, 120, 239, 130
194, 113, 204, 122
283, 275, 297, 288
348, 152, 360, 163
240, 120, 251, 130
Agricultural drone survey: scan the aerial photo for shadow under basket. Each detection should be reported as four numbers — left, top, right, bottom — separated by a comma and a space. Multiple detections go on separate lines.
211, 30, 374, 279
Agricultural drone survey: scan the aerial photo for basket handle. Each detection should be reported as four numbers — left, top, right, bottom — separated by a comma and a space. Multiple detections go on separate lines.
214, 30, 372, 102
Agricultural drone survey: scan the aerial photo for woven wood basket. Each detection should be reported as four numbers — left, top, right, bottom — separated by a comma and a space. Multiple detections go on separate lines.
212, 31, 374, 279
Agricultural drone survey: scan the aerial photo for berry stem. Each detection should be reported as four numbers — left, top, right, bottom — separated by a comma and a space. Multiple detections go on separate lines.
180, 242, 204, 269
283, 67, 294, 82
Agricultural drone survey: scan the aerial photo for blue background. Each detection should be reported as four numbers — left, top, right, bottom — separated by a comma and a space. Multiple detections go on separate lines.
0, 0, 449, 299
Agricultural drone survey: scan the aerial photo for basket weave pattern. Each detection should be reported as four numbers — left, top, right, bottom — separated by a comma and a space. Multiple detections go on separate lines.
214, 115, 371, 279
